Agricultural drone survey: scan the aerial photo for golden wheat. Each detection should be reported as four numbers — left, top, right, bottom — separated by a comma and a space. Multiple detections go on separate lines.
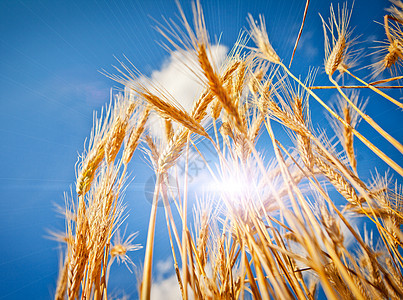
54, 1, 403, 300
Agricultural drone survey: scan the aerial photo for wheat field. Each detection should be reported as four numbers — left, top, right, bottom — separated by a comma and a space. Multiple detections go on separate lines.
53, 1, 403, 299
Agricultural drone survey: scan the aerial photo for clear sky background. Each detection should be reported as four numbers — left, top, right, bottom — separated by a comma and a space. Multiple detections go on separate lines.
0, 0, 401, 299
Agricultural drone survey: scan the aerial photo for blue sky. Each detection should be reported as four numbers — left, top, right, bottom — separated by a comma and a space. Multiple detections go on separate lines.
0, 0, 401, 299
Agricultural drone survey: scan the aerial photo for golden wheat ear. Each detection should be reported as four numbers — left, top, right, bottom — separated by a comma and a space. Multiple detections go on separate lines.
320, 3, 354, 76
248, 14, 280, 65
197, 44, 245, 134
369, 33, 403, 80
122, 105, 151, 165
328, 91, 368, 175
368, 1, 403, 79
76, 103, 112, 196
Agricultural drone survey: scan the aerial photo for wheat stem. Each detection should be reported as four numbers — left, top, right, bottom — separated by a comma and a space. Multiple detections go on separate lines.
289, 0, 310, 68
309, 85, 403, 89
344, 69, 403, 109
181, 133, 191, 300
140, 172, 162, 300
329, 75, 403, 154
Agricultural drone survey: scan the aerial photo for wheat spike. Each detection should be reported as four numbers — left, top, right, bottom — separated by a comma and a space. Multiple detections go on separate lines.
320, 3, 352, 76
315, 156, 359, 205
54, 255, 69, 300
122, 106, 150, 165
105, 116, 128, 164
197, 44, 244, 133
248, 14, 280, 64
140, 91, 208, 137
343, 104, 356, 173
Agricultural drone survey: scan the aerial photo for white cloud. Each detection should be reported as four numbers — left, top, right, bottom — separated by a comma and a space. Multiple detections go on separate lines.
297, 31, 319, 61
156, 259, 173, 276
150, 259, 195, 300
150, 273, 182, 300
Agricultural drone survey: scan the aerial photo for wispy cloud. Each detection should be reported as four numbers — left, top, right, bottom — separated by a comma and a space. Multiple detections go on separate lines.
297, 31, 319, 63
151, 273, 182, 300
150, 259, 182, 300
